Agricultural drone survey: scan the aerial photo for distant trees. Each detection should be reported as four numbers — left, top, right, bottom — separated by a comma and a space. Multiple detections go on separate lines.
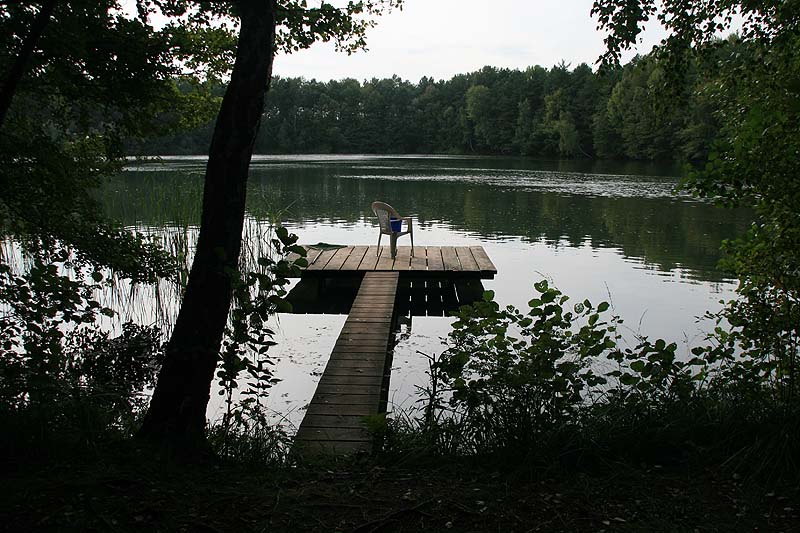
135, 52, 731, 161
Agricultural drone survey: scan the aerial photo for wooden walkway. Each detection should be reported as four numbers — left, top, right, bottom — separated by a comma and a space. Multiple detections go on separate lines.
288, 245, 496, 278
294, 271, 399, 455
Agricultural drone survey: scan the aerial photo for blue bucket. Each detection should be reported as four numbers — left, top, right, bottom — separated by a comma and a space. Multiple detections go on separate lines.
390, 217, 402, 232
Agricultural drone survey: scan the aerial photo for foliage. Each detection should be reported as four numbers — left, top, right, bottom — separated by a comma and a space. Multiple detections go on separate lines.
0, 219, 307, 457
697, 284, 799, 410
390, 282, 798, 475
275, 0, 403, 55
0, 1, 217, 281
0, 257, 162, 453
431, 282, 610, 454
0, 127, 176, 283
592, 0, 800, 426
215, 225, 307, 449
1, 0, 188, 449
207, 403, 292, 466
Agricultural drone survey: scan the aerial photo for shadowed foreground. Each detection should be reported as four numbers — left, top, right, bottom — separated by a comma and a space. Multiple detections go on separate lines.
3, 452, 798, 532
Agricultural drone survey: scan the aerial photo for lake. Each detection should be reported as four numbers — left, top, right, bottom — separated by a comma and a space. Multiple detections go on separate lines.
108, 155, 751, 429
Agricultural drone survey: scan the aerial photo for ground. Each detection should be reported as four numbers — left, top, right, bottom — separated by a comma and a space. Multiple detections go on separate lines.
2, 450, 798, 532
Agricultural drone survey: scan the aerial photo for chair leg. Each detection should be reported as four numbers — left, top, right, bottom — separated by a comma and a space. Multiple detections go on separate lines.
377, 233, 382, 255
390, 233, 398, 259
410, 230, 414, 257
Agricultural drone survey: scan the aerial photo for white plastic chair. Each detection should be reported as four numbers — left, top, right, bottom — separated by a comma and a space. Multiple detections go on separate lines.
371, 201, 414, 259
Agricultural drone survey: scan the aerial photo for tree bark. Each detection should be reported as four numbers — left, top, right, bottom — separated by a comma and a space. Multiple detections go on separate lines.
0, 0, 58, 130
138, 0, 277, 453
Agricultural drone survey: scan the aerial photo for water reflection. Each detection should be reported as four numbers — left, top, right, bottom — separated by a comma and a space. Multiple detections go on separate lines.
109, 155, 750, 282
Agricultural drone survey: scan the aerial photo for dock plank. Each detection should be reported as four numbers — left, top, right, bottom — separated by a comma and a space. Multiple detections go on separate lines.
358, 246, 380, 270
426, 279, 445, 316
426, 246, 445, 271
323, 358, 386, 374
374, 247, 395, 271
441, 246, 462, 271
409, 246, 427, 271
307, 248, 339, 270
340, 323, 391, 334
469, 246, 497, 273
304, 247, 324, 266
393, 246, 412, 271
305, 403, 377, 416
295, 426, 371, 440
334, 331, 391, 340
410, 279, 426, 316
312, 392, 382, 406
456, 246, 480, 271
314, 383, 383, 396
316, 374, 385, 387
286, 250, 303, 263
295, 271, 399, 456
336, 331, 393, 341
331, 348, 390, 358
323, 246, 354, 271
341, 246, 368, 271
301, 414, 375, 428
340, 319, 392, 328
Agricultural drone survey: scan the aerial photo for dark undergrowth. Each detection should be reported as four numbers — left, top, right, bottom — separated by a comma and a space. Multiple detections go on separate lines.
2, 387, 798, 532
380, 401, 800, 486
2, 439, 798, 532
2, 278, 798, 531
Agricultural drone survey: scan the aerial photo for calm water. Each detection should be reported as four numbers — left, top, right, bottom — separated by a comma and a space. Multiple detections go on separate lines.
108, 155, 751, 428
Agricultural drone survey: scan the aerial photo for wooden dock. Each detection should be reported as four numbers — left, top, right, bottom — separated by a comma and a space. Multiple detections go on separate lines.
294, 271, 399, 455
291, 244, 497, 456
288, 245, 497, 279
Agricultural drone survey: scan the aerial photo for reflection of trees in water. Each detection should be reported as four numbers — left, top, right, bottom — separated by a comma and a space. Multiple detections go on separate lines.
103, 162, 751, 281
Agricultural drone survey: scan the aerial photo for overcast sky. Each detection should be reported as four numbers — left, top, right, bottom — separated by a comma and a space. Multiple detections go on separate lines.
272, 0, 668, 82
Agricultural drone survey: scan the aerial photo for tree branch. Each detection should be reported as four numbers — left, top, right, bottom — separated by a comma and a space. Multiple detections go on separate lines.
0, 0, 59, 130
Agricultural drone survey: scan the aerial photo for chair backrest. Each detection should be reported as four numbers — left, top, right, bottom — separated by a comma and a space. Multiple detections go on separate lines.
371, 201, 401, 233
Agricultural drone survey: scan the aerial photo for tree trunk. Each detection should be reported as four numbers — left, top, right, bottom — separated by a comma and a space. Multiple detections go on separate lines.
138, 0, 277, 454
0, 0, 58, 130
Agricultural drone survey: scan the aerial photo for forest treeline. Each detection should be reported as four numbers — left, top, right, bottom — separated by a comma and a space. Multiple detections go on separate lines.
133, 48, 724, 160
